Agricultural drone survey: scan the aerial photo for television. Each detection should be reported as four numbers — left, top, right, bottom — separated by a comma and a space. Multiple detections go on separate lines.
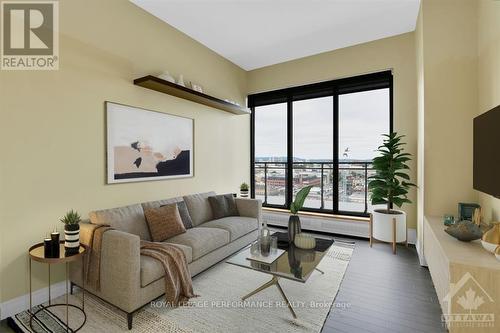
473, 105, 500, 197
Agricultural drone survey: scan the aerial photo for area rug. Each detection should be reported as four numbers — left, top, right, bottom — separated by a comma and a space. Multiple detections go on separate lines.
9, 242, 354, 333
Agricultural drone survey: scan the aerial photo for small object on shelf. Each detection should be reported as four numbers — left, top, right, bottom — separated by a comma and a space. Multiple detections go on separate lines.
240, 182, 249, 197
294, 233, 316, 249
445, 220, 483, 241
177, 74, 185, 87
481, 222, 500, 253
189, 81, 203, 93
458, 202, 480, 221
158, 70, 175, 83
443, 214, 455, 226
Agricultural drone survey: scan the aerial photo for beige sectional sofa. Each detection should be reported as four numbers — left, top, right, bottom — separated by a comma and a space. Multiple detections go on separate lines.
69, 192, 261, 329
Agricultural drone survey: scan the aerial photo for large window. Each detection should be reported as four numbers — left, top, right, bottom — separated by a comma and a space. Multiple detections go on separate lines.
249, 71, 392, 217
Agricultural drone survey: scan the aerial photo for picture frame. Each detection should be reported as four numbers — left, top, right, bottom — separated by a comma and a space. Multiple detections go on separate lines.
106, 101, 194, 184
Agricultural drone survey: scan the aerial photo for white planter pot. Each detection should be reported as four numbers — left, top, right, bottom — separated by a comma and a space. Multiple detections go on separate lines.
372, 209, 407, 243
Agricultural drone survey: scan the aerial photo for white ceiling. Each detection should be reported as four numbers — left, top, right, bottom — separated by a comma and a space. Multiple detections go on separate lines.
131, 0, 421, 71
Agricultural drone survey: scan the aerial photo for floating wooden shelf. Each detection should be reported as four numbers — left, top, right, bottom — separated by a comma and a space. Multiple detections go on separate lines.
134, 75, 250, 115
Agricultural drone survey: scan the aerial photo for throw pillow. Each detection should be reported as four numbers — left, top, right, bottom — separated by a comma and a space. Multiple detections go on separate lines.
144, 204, 186, 242
160, 201, 193, 229
208, 194, 239, 219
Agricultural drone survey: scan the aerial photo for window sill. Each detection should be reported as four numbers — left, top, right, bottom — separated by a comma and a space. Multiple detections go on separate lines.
262, 207, 369, 223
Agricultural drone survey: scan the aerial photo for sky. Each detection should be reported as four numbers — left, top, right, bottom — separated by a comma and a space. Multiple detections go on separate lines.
254, 88, 389, 161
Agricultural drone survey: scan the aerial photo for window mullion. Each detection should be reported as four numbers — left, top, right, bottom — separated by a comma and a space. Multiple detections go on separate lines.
286, 97, 293, 209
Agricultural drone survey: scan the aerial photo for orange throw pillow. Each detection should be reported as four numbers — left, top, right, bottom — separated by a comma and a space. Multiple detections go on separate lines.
144, 205, 186, 242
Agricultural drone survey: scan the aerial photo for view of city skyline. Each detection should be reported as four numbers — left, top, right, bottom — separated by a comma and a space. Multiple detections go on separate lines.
253, 88, 390, 214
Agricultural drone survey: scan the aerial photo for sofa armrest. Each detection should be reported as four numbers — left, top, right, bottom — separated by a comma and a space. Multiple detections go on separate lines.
235, 198, 262, 223
99, 230, 141, 312
70, 225, 141, 313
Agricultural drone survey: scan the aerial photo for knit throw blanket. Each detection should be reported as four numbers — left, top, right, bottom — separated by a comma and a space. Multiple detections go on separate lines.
80, 224, 114, 291
140, 241, 198, 306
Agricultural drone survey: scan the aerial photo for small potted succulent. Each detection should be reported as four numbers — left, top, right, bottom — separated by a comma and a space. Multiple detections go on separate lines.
240, 182, 249, 197
60, 210, 81, 255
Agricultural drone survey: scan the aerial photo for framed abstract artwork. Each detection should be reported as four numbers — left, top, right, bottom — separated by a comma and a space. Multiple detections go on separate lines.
106, 102, 194, 184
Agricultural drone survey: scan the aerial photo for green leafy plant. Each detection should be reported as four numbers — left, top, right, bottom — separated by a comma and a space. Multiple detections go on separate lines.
290, 186, 313, 215
240, 182, 249, 191
368, 132, 416, 214
59, 210, 81, 225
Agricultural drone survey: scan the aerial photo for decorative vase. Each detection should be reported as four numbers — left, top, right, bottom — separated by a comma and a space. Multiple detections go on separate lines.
158, 71, 175, 83
177, 74, 185, 87
240, 189, 249, 197
481, 222, 500, 253
260, 223, 271, 256
64, 224, 80, 255
288, 215, 301, 244
294, 233, 316, 249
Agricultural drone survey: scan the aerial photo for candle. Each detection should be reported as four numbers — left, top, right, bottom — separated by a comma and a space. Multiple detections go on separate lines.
44, 235, 52, 258
51, 228, 60, 258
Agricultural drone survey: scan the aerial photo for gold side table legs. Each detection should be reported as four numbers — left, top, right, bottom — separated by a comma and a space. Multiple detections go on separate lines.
28, 249, 87, 332
369, 214, 408, 255
242, 276, 298, 319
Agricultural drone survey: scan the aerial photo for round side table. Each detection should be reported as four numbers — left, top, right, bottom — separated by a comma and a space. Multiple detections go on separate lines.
28, 242, 87, 332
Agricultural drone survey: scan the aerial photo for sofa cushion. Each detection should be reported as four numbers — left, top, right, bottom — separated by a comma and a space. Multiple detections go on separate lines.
183, 192, 216, 226
140, 243, 193, 287
167, 227, 229, 260
208, 194, 239, 219
89, 204, 150, 240
201, 216, 258, 241
144, 205, 186, 242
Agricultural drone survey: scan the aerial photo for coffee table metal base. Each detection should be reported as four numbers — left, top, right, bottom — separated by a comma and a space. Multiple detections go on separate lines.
241, 276, 297, 319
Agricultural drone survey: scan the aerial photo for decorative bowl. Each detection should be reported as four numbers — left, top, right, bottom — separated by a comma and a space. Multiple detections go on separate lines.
495, 246, 500, 262
445, 220, 483, 242
481, 240, 499, 253
294, 233, 316, 249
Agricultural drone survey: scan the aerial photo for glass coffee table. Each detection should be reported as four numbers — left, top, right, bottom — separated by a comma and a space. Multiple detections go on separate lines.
226, 232, 334, 318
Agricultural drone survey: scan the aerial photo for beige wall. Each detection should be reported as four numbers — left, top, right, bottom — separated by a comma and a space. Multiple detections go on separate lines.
248, 33, 418, 229
418, 0, 478, 219
476, 0, 500, 222
0, 0, 248, 303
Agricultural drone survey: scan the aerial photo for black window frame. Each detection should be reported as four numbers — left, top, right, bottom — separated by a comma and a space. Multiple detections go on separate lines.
248, 70, 393, 217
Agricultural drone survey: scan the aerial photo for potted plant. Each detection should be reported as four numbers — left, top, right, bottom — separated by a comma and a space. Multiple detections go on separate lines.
368, 132, 416, 253
288, 185, 313, 244
60, 210, 81, 255
240, 182, 249, 197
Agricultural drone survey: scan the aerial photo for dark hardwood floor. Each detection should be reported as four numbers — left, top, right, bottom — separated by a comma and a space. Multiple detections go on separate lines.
323, 237, 446, 333
1, 236, 444, 333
